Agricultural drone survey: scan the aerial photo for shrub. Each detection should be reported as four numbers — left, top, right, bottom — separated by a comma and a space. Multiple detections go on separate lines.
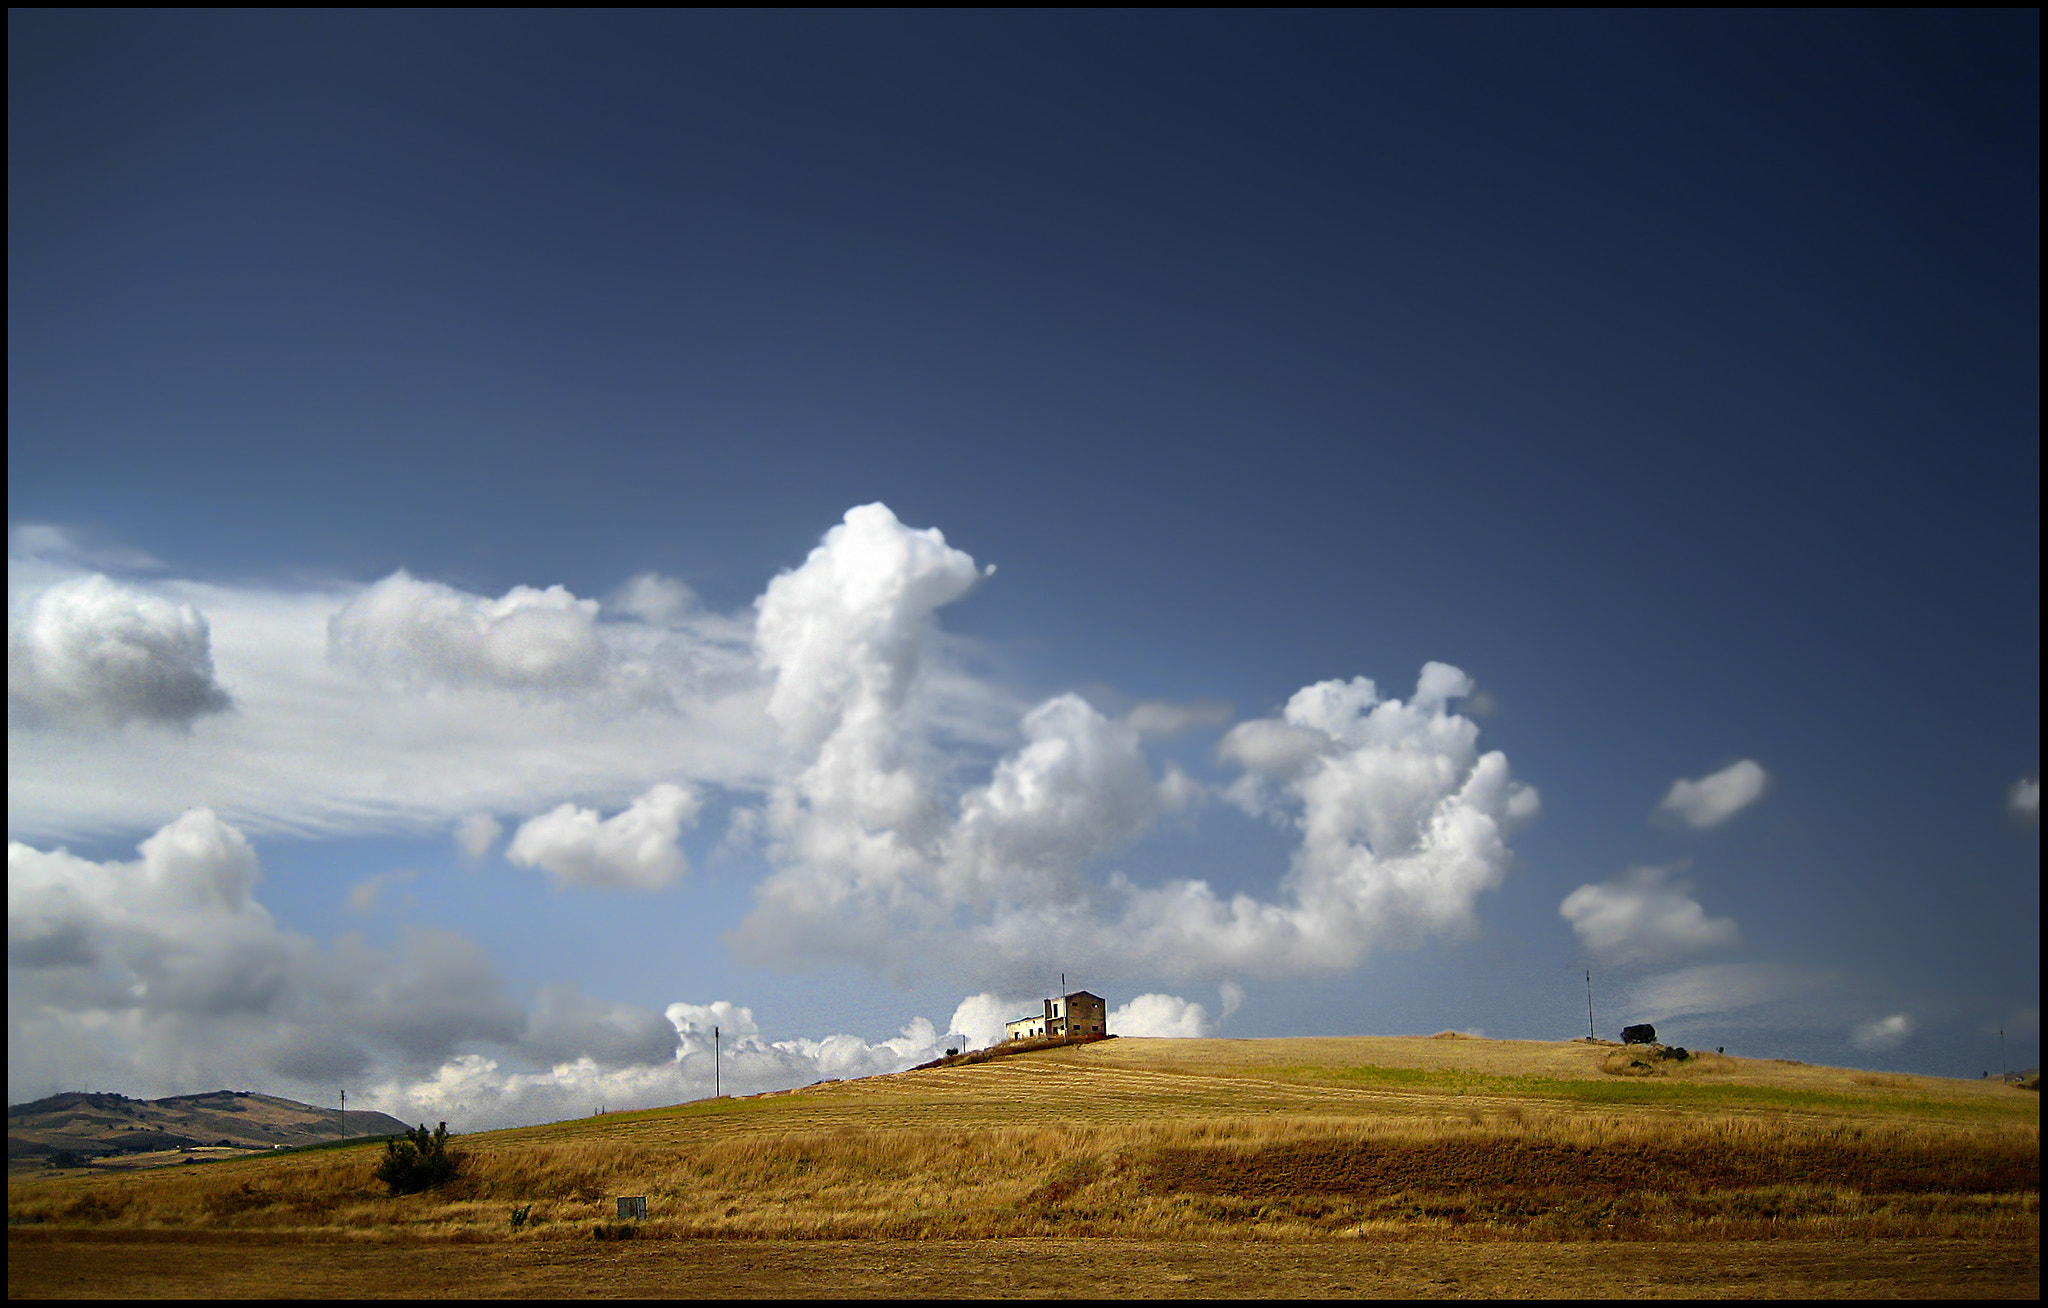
374, 1122, 458, 1196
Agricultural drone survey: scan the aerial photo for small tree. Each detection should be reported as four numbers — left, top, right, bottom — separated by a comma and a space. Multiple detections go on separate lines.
374, 1122, 457, 1195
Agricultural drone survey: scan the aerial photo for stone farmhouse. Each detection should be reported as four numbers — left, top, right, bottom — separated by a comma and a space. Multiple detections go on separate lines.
1003, 990, 1107, 1042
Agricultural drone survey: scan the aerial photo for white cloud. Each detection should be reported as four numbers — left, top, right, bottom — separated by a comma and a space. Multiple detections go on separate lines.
608, 572, 697, 626
939, 693, 1167, 908
454, 813, 503, 860
375, 1002, 951, 1131
8, 809, 297, 1015
7, 559, 772, 843
8, 508, 1549, 1117
1124, 699, 1234, 738
9, 574, 233, 730
2009, 777, 2039, 819
7, 810, 954, 1124
1559, 864, 1739, 965
1219, 981, 1246, 1023
1109, 993, 1213, 1037
739, 589, 1537, 987
9, 524, 166, 574
947, 993, 1034, 1051
1622, 961, 1839, 1028
1087, 663, 1538, 978
327, 570, 607, 691
1850, 1013, 1914, 1051
754, 501, 989, 758
1656, 759, 1768, 829
506, 784, 701, 890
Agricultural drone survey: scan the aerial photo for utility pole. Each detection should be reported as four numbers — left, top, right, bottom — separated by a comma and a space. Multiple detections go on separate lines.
713, 1025, 720, 1098
1586, 971, 1595, 1040
339, 1089, 346, 1139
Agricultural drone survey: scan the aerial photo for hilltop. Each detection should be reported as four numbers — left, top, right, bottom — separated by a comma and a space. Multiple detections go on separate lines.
8, 1036, 2036, 1298
8, 1089, 409, 1170
10, 1035, 2035, 1236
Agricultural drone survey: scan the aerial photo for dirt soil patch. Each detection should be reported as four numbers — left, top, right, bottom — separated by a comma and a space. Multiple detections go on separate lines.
5, 1231, 2038, 1299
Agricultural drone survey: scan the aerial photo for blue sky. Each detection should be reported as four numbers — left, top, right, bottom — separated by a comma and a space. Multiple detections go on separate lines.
9, 11, 2038, 1126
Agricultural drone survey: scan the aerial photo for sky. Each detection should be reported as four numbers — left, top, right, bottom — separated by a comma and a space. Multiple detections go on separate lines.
8, 10, 2039, 1129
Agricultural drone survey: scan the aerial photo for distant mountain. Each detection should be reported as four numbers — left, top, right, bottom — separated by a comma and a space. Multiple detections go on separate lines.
8, 1090, 411, 1163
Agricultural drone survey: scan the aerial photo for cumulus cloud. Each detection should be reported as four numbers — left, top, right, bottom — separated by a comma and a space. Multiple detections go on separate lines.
506, 784, 700, 890
8, 506, 1552, 1123
7, 809, 956, 1125
947, 993, 1035, 1051
9, 574, 232, 730
2009, 777, 2039, 820
1850, 1013, 1914, 1051
7, 553, 771, 843
1655, 759, 1768, 829
10, 813, 527, 1095
327, 570, 607, 691
379, 1002, 951, 1131
737, 576, 1537, 989
940, 693, 1168, 907
733, 504, 1004, 970
523, 983, 685, 1068
8, 809, 296, 1015
1109, 993, 1213, 1037
1559, 864, 1739, 965
754, 502, 988, 758
1091, 664, 1538, 978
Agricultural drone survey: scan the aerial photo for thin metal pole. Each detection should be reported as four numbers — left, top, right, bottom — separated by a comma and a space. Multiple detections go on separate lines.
1586, 971, 1594, 1039
714, 1025, 720, 1098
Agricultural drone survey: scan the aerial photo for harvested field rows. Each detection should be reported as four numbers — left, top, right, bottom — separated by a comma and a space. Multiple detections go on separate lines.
10, 1036, 2036, 1254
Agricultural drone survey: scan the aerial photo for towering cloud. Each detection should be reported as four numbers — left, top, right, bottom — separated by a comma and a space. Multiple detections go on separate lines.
9, 506, 1554, 1122
737, 504, 996, 970
737, 536, 1538, 985
8, 574, 232, 729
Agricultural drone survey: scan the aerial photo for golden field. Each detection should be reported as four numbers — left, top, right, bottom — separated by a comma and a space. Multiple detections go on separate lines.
9, 1035, 2037, 1248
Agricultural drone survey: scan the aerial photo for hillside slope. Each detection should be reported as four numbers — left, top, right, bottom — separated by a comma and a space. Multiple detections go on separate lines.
8, 1036, 2036, 1245
8, 1090, 409, 1163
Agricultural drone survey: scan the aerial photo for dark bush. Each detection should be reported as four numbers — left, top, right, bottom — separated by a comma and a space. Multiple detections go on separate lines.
374, 1122, 458, 1195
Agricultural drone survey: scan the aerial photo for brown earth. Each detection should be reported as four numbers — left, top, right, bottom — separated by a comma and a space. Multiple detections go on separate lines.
5, 1230, 2037, 1299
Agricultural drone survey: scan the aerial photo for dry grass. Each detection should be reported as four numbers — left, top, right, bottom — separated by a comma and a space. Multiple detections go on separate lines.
10, 1037, 2035, 1246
